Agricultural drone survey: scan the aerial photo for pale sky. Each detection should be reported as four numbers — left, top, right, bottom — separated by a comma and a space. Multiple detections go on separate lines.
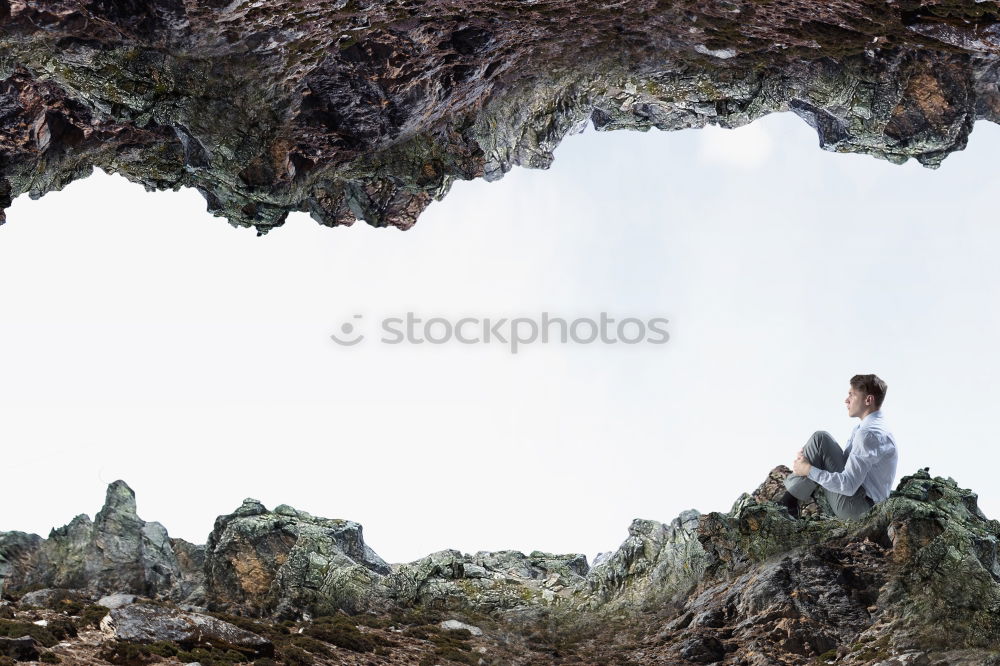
2, 112, 998, 566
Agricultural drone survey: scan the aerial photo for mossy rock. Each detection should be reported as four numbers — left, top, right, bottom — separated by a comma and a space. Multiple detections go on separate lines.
279, 645, 314, 666
303, 616, 375, 653
0, 619, 59, 647
75, 604, 110, 629
97, 641, 158, 666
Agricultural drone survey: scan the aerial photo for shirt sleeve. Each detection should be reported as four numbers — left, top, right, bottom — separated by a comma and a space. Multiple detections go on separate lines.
806, 429, 880, 496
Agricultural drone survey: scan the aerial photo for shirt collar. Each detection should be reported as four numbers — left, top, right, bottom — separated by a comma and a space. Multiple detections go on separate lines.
860, 409, 882, 427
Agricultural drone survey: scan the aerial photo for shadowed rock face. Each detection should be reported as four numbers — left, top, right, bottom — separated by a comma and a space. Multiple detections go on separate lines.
1, 1, 999, 233
4, 468, 1000, 663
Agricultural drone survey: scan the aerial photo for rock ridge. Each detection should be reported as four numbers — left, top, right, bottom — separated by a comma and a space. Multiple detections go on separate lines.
4, 467, 1000, 663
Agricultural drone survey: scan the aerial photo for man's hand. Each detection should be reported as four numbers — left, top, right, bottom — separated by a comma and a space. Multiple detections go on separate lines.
792, 449, 812, 477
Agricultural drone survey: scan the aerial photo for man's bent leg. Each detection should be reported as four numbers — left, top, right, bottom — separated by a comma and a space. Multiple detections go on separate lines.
783, 431, 848, 501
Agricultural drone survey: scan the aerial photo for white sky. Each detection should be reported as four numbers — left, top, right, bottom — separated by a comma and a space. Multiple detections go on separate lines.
2, 112, 998, 567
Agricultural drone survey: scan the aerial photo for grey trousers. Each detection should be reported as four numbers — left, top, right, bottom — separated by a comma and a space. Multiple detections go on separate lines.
783, 430, 875, 520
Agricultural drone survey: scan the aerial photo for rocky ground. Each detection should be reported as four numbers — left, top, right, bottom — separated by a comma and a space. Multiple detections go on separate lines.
5, 466, 1000, 664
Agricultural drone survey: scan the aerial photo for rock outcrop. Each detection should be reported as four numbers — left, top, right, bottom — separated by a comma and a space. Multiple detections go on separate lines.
203, 498, 392, 619
2, 1, 1000, 233
0, 480, 204, 603
4, 468, 1000, 663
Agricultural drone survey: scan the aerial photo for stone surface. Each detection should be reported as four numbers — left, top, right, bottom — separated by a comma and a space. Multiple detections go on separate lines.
96, 593, 138, 609
100, 602, 273, 656
386, 546, 591, 622
203, 498, 393, 618
0, 635, 40, 661
582, 509, 707, 613
17, 587, 91, 609
439, 619, 483, 636
0, 531, 43, 594
2, 1, 1000, 233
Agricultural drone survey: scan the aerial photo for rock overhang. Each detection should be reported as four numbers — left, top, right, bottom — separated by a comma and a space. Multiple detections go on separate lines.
1, 0, 998, 234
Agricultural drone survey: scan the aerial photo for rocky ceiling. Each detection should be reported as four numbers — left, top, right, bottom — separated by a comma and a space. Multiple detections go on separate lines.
1, 0, 997, 234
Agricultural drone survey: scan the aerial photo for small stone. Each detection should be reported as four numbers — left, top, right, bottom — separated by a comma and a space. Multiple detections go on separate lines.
97, 593, 138, 609
677, 635, 725, 663
439, 619, 483, 636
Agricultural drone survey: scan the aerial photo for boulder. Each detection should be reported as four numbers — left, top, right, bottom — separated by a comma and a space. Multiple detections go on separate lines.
0, 636, 40, 661
204, 499, 393, 618
100, 603, 273, 657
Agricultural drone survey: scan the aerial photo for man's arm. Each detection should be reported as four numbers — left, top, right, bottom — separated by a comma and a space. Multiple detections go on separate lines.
806, 429, 880, 496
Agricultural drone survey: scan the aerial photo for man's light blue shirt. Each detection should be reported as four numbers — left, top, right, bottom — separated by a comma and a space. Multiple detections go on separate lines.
806, 409, 898, 502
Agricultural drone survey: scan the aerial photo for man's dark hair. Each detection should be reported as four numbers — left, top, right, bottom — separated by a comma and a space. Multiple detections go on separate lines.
850, 374, 888, 409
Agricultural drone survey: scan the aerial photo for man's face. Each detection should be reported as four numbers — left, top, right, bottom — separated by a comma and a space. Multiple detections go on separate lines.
845, 386, 872, 418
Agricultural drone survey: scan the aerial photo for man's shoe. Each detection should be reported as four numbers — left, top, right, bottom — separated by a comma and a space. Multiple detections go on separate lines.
778, 491, 799, 519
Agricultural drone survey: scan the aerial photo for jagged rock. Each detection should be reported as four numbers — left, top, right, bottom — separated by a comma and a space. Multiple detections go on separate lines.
581, 509, 706, 613
96, 593, 138, 610
0, 480, 204, 603
0, 531, 43, 594
2, 1, 1000, 233
662, 468, 1000, 663
861, 470, 1000, 652
204, 498, 393, 618
590, 551, 612, 568
206, 496, 600, 620
99, 602, 273, 657
0, 635, 40, 661
169, 537, 207, 606
387, 547, 590, 620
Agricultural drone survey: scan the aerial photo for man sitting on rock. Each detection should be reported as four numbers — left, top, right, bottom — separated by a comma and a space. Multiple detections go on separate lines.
777, 374, 898, 520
